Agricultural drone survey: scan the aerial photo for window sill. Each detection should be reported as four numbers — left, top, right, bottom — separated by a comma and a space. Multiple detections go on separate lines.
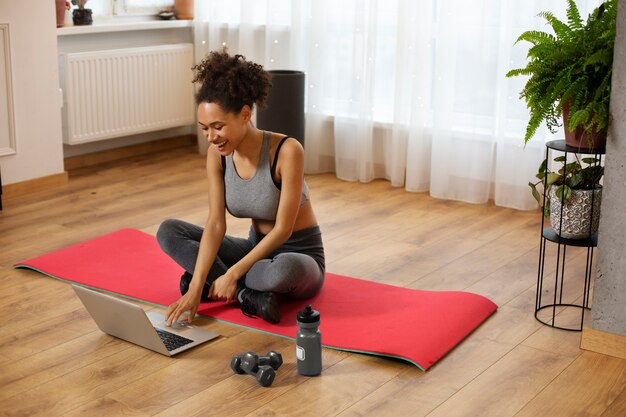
57, 19, 192, 36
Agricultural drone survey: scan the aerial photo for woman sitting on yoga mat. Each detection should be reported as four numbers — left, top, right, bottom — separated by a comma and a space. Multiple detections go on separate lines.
157, 50, 325, 325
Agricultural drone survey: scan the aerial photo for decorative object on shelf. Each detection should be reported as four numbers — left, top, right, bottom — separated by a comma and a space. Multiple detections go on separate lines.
71, 0, 92, 26
529, 143, 604, 239
157, 9, 175, 20
174, 0, 194, 20
534, 140, 605, 331
506, 0, 617, 150
55, 0, 71, 28
63, 6, 73, 26
256, 70, 306, 148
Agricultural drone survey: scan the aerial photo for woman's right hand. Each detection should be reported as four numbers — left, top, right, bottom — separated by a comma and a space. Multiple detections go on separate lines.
166, 288, 202, 325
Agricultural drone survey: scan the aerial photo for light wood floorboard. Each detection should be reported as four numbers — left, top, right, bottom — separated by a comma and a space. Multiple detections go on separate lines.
0, 145, 623, 417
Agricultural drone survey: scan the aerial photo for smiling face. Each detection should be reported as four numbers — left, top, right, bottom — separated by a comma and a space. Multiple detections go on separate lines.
197, 102, 251, 155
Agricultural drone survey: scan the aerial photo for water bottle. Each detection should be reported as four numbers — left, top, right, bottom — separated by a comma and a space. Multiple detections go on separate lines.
296, 304, 322, 376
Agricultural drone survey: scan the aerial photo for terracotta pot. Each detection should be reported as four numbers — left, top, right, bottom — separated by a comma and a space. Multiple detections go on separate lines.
55, 0, 67, 28
174, 0, 194, 20
562, 100, 607, 150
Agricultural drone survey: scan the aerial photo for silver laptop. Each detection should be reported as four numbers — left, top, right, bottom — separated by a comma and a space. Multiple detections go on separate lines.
73, 285, 219, 356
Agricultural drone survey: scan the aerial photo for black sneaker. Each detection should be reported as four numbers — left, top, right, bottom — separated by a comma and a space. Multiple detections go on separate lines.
179, 272, 210, 300
239, 288, 280, 324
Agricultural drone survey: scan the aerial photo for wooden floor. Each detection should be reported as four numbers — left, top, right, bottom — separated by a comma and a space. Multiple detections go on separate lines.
1, 145, 625, 417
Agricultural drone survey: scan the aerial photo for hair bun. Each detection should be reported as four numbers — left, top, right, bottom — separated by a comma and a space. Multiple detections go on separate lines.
192, 50, 272, 114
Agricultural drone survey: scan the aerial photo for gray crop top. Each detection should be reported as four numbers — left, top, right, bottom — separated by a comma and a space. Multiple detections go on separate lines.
223, 131, 310, 221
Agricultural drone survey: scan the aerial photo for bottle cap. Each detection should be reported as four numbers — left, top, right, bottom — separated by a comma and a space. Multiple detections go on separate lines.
297, 304, 320, 323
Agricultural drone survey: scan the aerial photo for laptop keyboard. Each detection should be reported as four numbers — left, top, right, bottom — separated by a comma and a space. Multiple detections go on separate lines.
155, 328, 194, 352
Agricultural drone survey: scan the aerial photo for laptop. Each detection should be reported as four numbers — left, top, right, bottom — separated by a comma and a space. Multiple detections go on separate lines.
73, 285, 219, 356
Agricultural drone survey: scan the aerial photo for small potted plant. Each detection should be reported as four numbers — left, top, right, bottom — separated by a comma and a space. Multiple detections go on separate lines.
72, 0, 93, 26
506, 0, 617, 149
529, 155, 603, 239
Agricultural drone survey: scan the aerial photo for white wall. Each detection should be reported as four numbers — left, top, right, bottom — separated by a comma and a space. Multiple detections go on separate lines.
0, 0, 65, 185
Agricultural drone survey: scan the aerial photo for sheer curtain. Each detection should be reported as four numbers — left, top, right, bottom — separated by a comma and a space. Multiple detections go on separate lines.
194, 0, 601, 210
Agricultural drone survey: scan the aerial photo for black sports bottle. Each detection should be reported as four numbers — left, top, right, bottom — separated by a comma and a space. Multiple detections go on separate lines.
296, 305, 322, 376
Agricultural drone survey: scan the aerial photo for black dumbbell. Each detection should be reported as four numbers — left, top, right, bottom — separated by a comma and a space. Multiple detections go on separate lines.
230, 351, 283, 387
230, 354, 246, 375
231, 351, 283, 373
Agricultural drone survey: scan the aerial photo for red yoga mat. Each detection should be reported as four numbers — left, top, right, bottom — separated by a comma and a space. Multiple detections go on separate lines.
14, 229, 497, 370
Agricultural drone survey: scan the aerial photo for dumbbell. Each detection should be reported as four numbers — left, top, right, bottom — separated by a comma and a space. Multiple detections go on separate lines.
230, 351, 283, 387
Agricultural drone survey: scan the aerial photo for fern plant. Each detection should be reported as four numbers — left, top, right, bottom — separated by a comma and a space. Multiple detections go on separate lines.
506, 0, 617, 145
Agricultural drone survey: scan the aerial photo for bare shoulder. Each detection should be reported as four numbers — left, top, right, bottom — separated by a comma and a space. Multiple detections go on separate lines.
272, 133, 303, 160
205, 145, 223, 174
270, 134, 303, 184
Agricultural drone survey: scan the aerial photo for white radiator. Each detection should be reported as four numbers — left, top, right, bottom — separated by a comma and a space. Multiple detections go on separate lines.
63, 44, 195, 145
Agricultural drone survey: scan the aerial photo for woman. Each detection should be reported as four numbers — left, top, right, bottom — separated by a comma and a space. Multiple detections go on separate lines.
157, 51, 325, 325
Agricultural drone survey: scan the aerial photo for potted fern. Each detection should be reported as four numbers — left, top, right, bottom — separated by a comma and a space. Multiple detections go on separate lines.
529, 154, 603, 239
506, 0, 617, 149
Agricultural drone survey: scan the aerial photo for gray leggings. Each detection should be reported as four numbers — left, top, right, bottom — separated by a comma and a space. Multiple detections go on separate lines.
156, 219, 325, 299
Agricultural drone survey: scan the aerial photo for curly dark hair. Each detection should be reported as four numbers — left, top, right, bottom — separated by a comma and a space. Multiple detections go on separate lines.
192, 50, 272, 114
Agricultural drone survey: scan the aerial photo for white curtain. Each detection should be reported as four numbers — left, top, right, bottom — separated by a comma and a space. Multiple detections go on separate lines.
194, 0, 601, 210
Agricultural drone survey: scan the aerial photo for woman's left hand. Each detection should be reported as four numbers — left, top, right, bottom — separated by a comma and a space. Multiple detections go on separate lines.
208, 272, 239, 302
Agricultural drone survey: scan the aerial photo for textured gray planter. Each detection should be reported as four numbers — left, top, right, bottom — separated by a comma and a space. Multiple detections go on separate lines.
549, 186, 602, 239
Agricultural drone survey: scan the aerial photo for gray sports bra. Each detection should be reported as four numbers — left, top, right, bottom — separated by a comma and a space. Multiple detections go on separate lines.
223, 131, 310, 221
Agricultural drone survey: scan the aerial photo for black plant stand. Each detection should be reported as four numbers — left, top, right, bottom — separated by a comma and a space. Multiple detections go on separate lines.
535, 140, 605, 331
